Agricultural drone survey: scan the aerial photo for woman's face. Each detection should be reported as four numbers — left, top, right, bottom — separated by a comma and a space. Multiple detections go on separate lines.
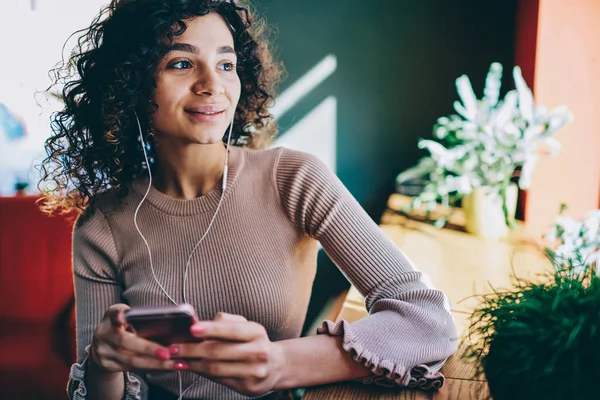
151, 13, 241, 145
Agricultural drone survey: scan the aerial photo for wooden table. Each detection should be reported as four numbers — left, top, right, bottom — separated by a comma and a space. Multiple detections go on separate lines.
303, 344, 489, 399
303, 194, 553, 399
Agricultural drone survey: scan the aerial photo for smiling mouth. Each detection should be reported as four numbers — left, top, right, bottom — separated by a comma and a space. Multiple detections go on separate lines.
185, 109, 226, 123
187, 110, 225, 115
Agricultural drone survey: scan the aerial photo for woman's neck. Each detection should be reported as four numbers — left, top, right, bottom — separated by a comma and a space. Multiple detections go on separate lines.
153, 141, 227, 200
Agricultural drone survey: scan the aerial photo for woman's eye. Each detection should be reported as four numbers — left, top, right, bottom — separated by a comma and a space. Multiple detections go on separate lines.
169, 60, 192, 70
219, 63, 236, 72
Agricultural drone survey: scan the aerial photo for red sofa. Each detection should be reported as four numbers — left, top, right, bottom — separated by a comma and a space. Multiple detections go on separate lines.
0, 196, 76, 399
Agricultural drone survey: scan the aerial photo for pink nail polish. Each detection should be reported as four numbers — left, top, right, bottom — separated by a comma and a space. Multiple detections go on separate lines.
155, 348, 170, 361
168, 345, 179, 356
174, 361, 188, 370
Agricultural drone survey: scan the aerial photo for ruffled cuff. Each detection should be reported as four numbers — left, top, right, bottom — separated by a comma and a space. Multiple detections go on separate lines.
67, 345, 142, 400
317, 319, 446, 391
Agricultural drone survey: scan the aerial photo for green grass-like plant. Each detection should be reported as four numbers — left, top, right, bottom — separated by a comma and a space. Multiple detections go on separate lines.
466, 251, 600, 400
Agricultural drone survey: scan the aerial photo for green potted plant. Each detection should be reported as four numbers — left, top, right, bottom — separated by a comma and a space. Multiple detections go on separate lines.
465, 211, 600, 400
396, 63, 573, 238
466, 256, 599, 400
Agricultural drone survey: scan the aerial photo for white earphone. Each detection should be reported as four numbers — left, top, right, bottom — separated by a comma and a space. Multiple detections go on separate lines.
132, 109, 234, 398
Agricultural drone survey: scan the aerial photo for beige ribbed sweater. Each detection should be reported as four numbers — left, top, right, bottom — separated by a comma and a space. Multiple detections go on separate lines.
68, 146, 458, 399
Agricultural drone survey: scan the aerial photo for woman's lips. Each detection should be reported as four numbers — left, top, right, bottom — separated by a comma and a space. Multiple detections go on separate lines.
185, 109, 225, 123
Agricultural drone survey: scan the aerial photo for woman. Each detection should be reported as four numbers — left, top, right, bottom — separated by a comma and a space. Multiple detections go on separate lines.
39, 0, 458, 399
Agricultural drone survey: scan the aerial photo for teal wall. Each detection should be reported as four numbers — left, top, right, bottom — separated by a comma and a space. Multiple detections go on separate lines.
259, 0, 518, 219
256, 0, 518, 332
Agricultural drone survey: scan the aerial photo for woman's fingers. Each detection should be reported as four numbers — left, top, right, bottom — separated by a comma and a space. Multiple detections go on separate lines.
93, 304, 173, 374
191, 320, 266, 342
96, 310, 271, 374
213, 312, 248, 323
104, 330, 171, 361
95, 336, 175, 371
187, 360, 268, 380
104, 303, 131, 328
109, 351, 176, 371
96, 344, 176, 372
171, 340, 267, 362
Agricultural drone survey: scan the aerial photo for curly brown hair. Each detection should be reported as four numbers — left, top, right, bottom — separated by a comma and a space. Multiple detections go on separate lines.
38, 0, 283, 215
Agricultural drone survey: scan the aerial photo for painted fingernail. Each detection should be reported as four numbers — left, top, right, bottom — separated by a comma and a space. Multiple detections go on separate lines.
155, 348, 170, 361
190, 324, 205, 335
174, 361, 188, 370
168, 345, 179, 356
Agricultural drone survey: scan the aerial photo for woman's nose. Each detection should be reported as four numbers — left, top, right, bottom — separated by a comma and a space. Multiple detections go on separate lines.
192, 70, 225, 96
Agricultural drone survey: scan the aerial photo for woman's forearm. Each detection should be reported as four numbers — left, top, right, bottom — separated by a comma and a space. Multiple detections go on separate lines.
85, 359, 125, 400
273, 334, 371, 390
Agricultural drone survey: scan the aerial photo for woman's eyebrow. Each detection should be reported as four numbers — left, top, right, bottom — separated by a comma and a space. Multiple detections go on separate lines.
217, 45, 236, 55
166, 43, 236, 55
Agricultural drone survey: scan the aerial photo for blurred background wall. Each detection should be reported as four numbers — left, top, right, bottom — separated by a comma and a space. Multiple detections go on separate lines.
261, 0, 518, 221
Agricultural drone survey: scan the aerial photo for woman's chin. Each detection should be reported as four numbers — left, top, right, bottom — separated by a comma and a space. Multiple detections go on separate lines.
191, 135, 226, 146
189, 126, 230, 144
156, 129, 227, 146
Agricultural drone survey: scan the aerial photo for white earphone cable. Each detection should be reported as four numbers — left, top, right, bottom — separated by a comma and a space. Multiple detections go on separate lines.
133, 110, 178, 305
132, 110, 234, 399
182, 119, 234, 304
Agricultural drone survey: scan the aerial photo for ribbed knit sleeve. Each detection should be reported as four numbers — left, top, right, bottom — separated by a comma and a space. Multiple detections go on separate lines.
67, 207, 141, 400
275, 148, 458, 390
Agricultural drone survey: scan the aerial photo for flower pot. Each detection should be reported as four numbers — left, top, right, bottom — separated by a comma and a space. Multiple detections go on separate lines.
462, 183, 518, 239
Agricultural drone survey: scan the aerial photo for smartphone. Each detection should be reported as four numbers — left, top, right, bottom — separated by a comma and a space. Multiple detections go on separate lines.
124, 303, 199, 345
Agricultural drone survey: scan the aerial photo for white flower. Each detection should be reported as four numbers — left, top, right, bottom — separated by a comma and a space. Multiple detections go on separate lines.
437, 116, 450, 125
545, 208, 600, 276
456, 121, 478, 140
435, 125, 449, 139
396, 62, 573, 225
542, 137, 562, 156
417, 140, 467, 169
446, 175, 472, 194
454, 75, 478, 121
518, 152, 538, 189
396, 157, 436, 184
513, 66, 534, 124
483, 62, 503, 107
494, 91, 518, 129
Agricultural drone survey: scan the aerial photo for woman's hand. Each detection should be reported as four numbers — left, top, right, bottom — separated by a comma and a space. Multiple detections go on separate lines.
89, 304, 176, 374
167, 312, 285, 397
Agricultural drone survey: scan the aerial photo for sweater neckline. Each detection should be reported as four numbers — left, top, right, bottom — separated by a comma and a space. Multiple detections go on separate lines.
131, 146, 245, 216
